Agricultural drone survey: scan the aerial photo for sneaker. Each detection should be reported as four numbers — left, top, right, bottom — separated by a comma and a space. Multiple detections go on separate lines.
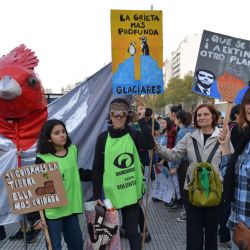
179, 210, 186, 216
9, 228, 24, 241
168, 203, 183, 212
9, 228, 40, 243
176, 213, 187, 222
27, 228, 40, 244
145, 232, 152, 243
152, 198, 162, 203
219, 241, 231, 248
164, 201, 175, 208
141, 232, 152, 243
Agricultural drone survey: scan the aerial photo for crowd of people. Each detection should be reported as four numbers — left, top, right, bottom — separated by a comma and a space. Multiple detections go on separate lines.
0, 89, 250, 250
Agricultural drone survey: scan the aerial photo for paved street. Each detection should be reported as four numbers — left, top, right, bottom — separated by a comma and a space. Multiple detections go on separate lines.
0, 201, 229, 250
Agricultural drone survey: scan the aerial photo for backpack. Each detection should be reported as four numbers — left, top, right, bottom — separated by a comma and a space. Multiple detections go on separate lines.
188, 138, 222, 207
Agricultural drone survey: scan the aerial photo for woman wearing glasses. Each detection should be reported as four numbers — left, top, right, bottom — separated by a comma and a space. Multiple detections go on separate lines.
92, 98, 155, 250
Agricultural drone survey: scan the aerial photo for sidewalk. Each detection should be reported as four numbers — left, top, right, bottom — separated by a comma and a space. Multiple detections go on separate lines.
0, 201, 229, 250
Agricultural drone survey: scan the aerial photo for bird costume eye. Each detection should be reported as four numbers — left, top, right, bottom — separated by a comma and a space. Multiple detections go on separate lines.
27, 76, 37, 87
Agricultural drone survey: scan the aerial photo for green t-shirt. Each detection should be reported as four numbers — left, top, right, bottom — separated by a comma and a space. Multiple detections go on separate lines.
37, 145, 83, 219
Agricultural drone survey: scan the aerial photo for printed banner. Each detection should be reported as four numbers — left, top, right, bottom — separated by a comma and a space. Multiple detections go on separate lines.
3, 162, 67, 214
111, 10, 163, 95
192, 30, 250, 103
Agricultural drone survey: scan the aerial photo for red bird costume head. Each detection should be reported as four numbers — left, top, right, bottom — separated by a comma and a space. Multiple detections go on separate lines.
0, 45, 48, 151
0, 44, 47, 119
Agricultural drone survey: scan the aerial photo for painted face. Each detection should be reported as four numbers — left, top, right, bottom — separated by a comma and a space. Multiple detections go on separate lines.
110, 111, 127, 129
245, 104, 250, 122
196, 107, 213, 128
197, 71, 215, 86
50, 124, 67, 147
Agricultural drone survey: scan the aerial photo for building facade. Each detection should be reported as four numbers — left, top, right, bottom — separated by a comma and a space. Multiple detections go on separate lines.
164, 34, 202, 87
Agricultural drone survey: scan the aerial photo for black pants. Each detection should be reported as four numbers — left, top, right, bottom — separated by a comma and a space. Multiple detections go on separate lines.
121, 203, 141, 250
178, 160, 189, 207
186, 195, 220, 250
218, 200, 231, 242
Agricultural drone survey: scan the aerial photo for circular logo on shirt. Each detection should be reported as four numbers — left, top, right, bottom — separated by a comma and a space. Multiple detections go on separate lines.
113, 153, 134, 169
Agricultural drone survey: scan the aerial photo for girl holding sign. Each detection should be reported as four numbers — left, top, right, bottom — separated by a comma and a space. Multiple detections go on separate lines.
28, 119, 84, 250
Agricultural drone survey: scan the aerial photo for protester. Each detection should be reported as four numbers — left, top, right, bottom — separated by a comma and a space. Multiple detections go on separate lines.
165, 105, 182, 210
155, 103, 226, 250
145, 107, 160, 137
218, 105, 240, 248
220, 89, 250, 250
228, 104, 240, 149
27, 119, 85, 250
152, 117, 169, 203
169, 110, 193, 218
167, 105, 182, 149
92, 98, 155, 250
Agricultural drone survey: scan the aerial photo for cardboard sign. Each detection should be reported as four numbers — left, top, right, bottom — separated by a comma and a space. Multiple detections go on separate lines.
192, 30, 250, 103
151, 166, 175, 203
111, 10, 163, 95
3, 162, 67, 214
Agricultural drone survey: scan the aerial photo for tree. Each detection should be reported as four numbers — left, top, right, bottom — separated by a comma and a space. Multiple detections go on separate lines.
144, 73, 211, 112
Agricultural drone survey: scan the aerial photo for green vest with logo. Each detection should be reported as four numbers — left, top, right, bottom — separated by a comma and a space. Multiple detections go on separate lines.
103, 133, 145, 209
37, 145, 83, 219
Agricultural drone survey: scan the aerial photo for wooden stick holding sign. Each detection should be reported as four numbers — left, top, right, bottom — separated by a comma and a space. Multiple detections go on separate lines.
217, 72, 246, 129
141, 96, 156, 250
39, 211, 52, 250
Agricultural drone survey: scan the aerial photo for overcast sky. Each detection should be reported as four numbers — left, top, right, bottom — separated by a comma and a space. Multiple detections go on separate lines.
1, 0, 249, 92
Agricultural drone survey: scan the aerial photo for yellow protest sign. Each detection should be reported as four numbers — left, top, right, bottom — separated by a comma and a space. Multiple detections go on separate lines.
111, 10, 163, 95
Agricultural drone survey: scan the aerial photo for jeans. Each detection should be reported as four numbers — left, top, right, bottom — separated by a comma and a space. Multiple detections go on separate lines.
46, 214, 83, 250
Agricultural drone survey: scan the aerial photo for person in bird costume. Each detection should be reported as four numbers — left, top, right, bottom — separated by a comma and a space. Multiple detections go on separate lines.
0, 44, 48, 242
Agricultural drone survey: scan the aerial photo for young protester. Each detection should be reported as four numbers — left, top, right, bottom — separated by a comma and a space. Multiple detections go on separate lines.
27, 119, 85, 250
155, 104, 228, 250
92, 98, 155, 250
220, 89, 250, 250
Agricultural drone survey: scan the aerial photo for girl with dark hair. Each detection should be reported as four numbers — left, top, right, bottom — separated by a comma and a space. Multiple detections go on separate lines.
155, 104, 228, 250
28, 119, 84, 250
92, 98, 155, 250
220, 88, 250, 250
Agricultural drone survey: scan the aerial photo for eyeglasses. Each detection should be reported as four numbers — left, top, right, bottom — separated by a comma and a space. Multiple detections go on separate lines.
110, 111, 128, 118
